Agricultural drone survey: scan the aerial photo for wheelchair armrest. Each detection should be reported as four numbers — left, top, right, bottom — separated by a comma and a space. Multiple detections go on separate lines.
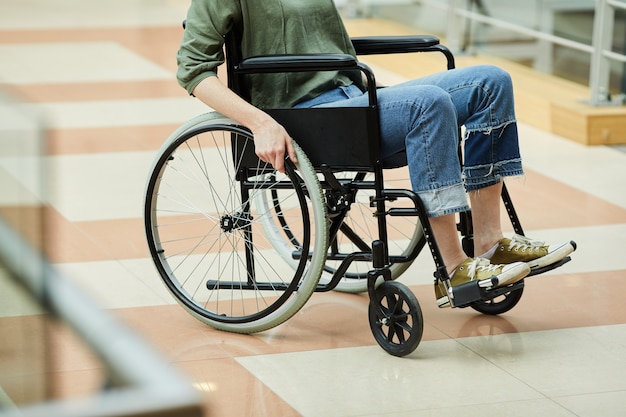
351, 35, 455, 70
236, 53, 379, 107
236, 54, 358, 74
351, 35, 440, 55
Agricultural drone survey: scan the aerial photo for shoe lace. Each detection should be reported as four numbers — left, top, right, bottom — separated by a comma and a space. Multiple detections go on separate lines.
508, 234, 545, 252
468, 257, 500, 278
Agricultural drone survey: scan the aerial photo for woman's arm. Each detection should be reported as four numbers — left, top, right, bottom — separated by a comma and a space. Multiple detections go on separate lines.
178, 2, 296, 172
192, 76, 297, 173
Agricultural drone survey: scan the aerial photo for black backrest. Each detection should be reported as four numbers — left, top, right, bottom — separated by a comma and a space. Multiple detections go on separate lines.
223, 29, 381, 172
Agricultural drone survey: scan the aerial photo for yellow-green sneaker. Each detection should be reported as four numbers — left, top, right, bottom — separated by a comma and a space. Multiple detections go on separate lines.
488, 234, 576, 270
435, 257, 530, 308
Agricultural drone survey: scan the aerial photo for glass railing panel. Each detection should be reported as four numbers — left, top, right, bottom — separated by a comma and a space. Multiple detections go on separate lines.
0, 89, 202, 417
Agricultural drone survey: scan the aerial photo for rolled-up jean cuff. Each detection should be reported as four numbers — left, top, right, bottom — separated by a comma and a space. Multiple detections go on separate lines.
419, 183, 470, 218
463, 159, 524, 192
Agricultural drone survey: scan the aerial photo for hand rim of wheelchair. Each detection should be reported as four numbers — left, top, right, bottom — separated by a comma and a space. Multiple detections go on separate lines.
144, 115, 329, 334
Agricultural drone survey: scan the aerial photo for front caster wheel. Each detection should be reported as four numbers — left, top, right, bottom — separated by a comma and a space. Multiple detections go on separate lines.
368, 281, 423, 357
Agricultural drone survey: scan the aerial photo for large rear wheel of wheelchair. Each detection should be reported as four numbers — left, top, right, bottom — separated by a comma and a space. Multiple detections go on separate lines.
470, 285, 524, 315
257, 168, 424, 294
368, 281, 423, 357
144, 116, 328, 334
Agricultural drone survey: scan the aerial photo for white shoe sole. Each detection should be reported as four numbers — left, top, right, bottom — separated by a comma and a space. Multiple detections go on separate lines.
527, 241, 576, 270
437, 296, 450, 308
493, 262, 531, 286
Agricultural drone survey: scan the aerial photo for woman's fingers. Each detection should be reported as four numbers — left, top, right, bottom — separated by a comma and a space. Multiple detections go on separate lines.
253, 122, 295, 173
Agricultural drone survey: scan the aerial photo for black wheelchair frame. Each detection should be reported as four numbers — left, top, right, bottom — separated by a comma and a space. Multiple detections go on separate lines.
144, 25, 571, 357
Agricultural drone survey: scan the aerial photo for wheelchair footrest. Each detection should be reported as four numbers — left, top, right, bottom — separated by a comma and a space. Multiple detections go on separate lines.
449, 279, 524, 308
527, 256, 571, 277
448, 279, 491, 308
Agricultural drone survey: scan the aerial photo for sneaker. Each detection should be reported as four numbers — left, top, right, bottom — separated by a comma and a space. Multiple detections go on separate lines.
435, 257, 530, 308
488, 234, 576, 270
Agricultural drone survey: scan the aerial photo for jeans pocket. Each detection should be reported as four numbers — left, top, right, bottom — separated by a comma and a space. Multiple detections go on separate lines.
339, 84, 364, 99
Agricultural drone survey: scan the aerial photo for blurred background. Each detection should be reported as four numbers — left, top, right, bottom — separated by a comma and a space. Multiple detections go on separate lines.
1, 1, 625, 416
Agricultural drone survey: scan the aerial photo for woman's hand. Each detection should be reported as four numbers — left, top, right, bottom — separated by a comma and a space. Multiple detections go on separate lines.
192, 77, 297, 172
250, 118, 298, 173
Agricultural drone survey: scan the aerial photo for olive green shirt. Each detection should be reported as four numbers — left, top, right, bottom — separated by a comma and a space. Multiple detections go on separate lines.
176, 0, 362, 108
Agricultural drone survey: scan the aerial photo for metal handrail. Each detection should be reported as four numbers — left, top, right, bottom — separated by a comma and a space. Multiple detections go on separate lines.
590, 0, 626, 104
359, 0, 626, 106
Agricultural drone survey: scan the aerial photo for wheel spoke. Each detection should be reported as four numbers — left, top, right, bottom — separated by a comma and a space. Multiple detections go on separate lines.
145, 120, 327, 333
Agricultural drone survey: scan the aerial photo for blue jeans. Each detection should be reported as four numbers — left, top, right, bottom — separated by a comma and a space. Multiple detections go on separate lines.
294, 65, 524, 217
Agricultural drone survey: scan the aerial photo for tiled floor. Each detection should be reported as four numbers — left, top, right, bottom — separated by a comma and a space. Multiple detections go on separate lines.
2, 1, 626, 416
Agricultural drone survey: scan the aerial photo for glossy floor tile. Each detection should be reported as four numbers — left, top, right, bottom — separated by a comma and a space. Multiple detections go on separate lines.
237, 325, 626, 416
1, 1, 625, 416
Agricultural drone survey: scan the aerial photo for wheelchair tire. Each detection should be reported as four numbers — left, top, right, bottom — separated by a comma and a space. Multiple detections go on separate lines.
144, 113, 328, 334
257, 169, 424, 294
368, 281, 423, 357
470, 285, 524, 315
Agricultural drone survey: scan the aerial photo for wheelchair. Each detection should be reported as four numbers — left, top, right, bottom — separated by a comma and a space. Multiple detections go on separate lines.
144, 29, 572, 357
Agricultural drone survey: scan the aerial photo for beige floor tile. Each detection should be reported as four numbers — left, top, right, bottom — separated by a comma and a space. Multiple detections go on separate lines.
554, 391, 626, 417
237, 343, 544, 416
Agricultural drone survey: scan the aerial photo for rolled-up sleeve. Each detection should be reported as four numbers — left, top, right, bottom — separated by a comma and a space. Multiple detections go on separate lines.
176, 0, 241, 95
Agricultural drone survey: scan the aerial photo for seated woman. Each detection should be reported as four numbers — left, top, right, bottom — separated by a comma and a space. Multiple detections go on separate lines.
176, 0, 576, 307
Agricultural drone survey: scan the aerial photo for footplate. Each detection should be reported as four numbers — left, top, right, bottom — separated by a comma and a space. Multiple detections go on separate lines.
527, 256, 571, 277
449, 279, 525, 308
